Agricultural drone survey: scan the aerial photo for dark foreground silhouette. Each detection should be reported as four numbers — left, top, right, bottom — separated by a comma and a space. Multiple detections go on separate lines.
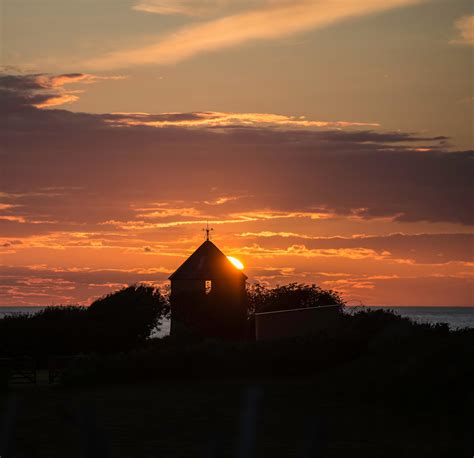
0, 285, 472, 457
0, 283, 344, 359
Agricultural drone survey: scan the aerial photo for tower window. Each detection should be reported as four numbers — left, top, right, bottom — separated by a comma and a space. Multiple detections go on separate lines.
205, 280, 212, 294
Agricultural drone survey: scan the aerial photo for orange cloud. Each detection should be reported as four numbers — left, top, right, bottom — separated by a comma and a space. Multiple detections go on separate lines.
101, 217, 251, 230
33, 73, 126, 89
33, 93, 81, 108
86, 0, 424, 69
0, 215, 27, 223
134, 206, 201, 218
230, 210, 336, 221
204, 196, 246, 205
239, 243, 390, 260
450, 15, 474, 46
0, 72, 126, 109
32, 74, 126, 108
108, 111, 379, 129
102, 209, 338, 231
0, 204, 20, 211
133, 0, 234, 16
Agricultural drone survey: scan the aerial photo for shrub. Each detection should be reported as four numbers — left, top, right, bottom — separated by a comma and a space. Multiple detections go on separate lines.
0, 284, 169, 360
247, 282, 345, 314
0, 306, 88, 362
87, 284, 169, 353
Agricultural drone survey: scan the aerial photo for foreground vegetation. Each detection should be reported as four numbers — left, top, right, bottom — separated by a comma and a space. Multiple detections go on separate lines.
59, 308, 473, 389
0, 285, 168, 360
2, 372, 472, 457
1, 284, 472, 456
1, 316, 473, 457
0, 283, 343, 359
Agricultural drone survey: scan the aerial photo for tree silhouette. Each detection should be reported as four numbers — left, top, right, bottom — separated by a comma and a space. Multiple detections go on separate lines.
247, 282, 345, 314
87, 284, 169, 352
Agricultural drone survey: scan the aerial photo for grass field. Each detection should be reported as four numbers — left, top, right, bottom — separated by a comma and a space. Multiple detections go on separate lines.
1, 366, 472, 458
1, 309, 473, 457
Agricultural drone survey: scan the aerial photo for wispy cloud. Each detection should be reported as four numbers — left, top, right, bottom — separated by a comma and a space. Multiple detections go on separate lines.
204, 195, 245, 205
86, 0, 424, 69
133, 0, 235, 16
450, 15, 474, 46
0, 72, 126, 108
239, 243, 390, 260
107, 111, 379, 128
237, 232, 474, 265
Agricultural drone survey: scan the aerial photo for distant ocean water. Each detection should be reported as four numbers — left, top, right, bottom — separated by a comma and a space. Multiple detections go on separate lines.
361, 306, 474, 330
0, 306, 473, 332
0, 306, 47, 318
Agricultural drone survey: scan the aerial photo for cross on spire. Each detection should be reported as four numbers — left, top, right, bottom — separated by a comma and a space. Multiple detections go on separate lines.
203, 222, 214, 241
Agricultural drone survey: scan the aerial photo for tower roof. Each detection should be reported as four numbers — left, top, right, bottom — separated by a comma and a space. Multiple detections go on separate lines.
169, 240, 247, 281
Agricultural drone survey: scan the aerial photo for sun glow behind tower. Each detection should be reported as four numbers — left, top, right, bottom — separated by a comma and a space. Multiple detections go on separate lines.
227, 256, 244, 270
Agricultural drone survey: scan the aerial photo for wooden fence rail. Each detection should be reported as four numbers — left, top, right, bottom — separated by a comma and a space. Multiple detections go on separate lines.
0, 357, 37, 385
0, 356, 79, 385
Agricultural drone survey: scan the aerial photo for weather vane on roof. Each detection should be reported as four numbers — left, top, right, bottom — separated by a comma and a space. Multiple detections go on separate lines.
203, 222, 214, 241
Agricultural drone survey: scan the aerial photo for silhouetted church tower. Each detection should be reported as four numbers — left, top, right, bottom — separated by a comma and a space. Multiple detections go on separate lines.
169, 227, 248, 340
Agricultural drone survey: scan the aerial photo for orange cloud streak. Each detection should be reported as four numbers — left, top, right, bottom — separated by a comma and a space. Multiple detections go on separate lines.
109, 111, 379, 129
86, 0, 424, 69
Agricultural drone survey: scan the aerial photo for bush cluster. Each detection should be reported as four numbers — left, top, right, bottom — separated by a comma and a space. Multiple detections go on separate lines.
61, 307, 474, 403
0, 285, 168, 362
247, 282, 345, 314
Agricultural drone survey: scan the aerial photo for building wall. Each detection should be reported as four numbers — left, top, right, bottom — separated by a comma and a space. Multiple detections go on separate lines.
170, 277, 248, 340
255, 305, 340, 340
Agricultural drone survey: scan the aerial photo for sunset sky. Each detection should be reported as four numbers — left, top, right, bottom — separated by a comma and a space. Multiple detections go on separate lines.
1, 0, 473, 306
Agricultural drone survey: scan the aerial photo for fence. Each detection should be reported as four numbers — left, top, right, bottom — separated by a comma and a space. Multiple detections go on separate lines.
0, 356, 77, 386
255, 305, 341, 340
0, 357, 37, 385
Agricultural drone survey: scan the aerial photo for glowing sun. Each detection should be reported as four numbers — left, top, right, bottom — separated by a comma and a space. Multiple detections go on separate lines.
227, 256, 244, 270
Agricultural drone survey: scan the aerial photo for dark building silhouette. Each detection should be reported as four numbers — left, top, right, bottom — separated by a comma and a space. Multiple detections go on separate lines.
169, 239, 248, 340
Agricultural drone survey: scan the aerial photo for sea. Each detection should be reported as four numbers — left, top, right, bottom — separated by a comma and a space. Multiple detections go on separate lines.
0, 306, 473, 333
